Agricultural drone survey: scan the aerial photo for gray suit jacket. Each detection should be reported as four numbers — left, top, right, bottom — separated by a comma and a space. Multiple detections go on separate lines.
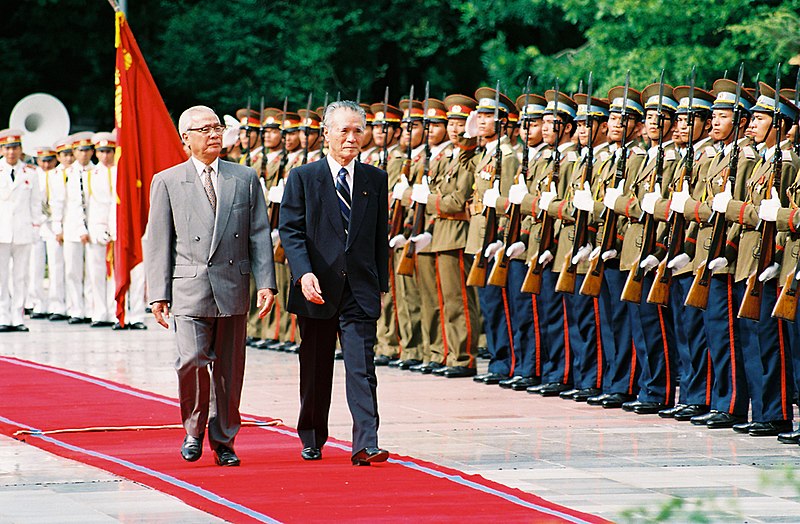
145, 159, 276, 317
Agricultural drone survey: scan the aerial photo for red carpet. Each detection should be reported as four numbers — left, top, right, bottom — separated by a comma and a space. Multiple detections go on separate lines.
0, 356, 608, 523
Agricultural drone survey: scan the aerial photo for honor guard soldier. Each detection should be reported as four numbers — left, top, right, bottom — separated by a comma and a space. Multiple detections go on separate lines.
84, 132, 118, 327
45, 137, 74, 322
0, 129, 43, 332
713, 82, 799, 434
237, 108, 262, 167
27, 145, 58, 319
371, 102, 404, 365
359, 103, 376, 162
298, 109, 323, 164
387, 97, 426, 369
465, 85, 520, 385
63, 131, 96, 324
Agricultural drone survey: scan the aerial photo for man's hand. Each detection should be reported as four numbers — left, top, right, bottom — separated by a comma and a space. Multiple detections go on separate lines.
256, 288, 275, 318
391, 175, 409, 201
410, 232, 432, 250
758, 262, 780, 283
151, 301, 170, 329
670, 185, 690, 214
482, 180, 500, 209
573, 181, 594, 212
505, 241, 526, 259
56, 233, 64, 245
668, 253, 691, 271
572, 243, 592, 265
300, 273, 325, 305
708, 257, 728, 272
411, 176, 431, 204
508, 180, 528, 205
484, 240, 503, 259
270, 229, 280, 244
389, 234, 407, 249
80, 233, 90, 245
538, 249, 554, 267
539, 181, 557, 212
268, 179, 284, 204
641, 183, 661, 215
712, 181, 733, 214
639, 254, 660, 273
464, 111, 479, 138
758, 188, 781, 222
603, 180, 624, 210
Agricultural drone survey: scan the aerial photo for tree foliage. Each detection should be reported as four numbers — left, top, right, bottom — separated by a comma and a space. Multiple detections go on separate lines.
2, 0, 799, 131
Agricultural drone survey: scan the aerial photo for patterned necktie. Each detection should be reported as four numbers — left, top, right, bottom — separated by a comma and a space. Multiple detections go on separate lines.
202, 165, 217, 211
9, 169, 14, 182
336, 167, 351, 234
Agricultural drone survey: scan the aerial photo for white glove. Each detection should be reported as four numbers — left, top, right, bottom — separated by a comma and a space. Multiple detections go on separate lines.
389, 234, 407, 249
590, 246, 602, 260
267, 179, 284, 204
758, 262, 780, 282
573, 181, 594, 212
639, 254, 660, 272
603, 180, 624, 210
506, 241, 526, 258
392, 175, 409, 201
670, 185, 690, 214
602, 249, 618, 261
539, 181, 557, 212
464, 111, 479, 138
571, 243, 592, 265
537, 249, 554, 267
712, 181, 732, 214
667, 253, 691, 271
708, 257, 728, 272
758, 188, 781, 222
411, 176, 431, 204
482, 180, 500, 209
410, 232, 432, 251
641, 183, 661, 215
270, 229, 280, 244
484, 240, 503, 259
508, 180, 529, 205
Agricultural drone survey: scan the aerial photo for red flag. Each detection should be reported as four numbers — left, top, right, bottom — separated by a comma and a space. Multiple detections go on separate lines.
113, 11, 187, 325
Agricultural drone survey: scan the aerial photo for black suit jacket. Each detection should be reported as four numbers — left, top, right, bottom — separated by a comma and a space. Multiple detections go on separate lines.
279, 158, 389, 320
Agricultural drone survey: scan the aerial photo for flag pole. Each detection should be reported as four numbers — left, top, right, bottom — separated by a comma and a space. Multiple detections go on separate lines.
107, 0, 120, 11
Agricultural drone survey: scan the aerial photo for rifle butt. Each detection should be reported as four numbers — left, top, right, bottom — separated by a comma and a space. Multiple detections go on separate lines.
646, 260, 671, 306
737, 273, 762, 320
579, 258, 603, 297
684, 264, 710, 310
396, 243, 416, 276
772, 274, 799, 321
620, 265, 643, 304
388, 201, 405, 238
466, 256, 487, 287
554, 254, 576, 294
273, 241, 286, 264
487, 256, 510, 287
520, 261, 542, 294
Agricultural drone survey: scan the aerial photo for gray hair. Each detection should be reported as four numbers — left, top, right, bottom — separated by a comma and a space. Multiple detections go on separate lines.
323, 100, 366, 131
178, 105, 218, 135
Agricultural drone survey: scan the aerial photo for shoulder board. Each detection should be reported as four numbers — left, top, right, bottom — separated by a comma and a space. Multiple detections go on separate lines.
500, 143, 514, 156
632, 146, 646, 156
542, 150, 552, 160
704, 146, 717, 158
390, 149, 404, 159
565, 151, 578, 163
665, 149, 676, 161
743, 146, 755, 160
782, 149, 793, 162
597, 151, 610, 162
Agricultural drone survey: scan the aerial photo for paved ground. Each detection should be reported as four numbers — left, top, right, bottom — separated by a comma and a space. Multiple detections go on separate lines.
2, 316, 800, 522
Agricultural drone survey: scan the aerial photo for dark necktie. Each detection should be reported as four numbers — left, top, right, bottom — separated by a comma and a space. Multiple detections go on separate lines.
336, 167, 351, 234
9, 169, 14, 182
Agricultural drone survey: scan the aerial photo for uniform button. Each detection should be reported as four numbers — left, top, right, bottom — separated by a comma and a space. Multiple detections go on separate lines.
341, 270, 347, 277
234, 233, 239, 238
194, 236, 200, 241
208, 261, 213, 267
229, 260, 233, 265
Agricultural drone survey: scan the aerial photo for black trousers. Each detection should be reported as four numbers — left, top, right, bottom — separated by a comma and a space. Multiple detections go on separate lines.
296, 282, 380, 453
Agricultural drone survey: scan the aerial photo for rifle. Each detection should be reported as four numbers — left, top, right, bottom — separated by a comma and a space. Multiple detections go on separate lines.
398, 82, 431, 276
269, 96, 289, 264
686, 64, 745, 309
243, 96, 252, 167
648, 66, 697, 306
773, 68, 800, 321
319, 92, 328, 159
621, 70, 667, 303
380, 86, 390, 171
301, 92, 312, 166
556, 72, 594, 294
580, 71, 632, 297
389, 85, 415, 239
258, 96, 267, 181
489, 76, 531, 287
356, 88, 362, 162
468, 80, 503, 287
740, 64, 783, 320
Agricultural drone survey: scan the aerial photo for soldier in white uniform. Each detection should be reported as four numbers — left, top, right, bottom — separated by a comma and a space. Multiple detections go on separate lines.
26, 146, 58, 319
45, 137, 74, 321
62, 131, 95, 324
0, 129, 44, 332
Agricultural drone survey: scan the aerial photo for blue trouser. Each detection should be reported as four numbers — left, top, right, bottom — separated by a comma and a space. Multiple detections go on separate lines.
597, 266, 637, 395
477, 259, 513, 376
539, 269, 571, 385
564, 274, 603, 390
628, 271, 677, 405
670, 274, 710, 406
508, 260, 540, 378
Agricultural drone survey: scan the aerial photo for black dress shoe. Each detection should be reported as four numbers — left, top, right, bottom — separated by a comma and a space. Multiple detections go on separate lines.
214, 445, 240, 466
481, 372, 506, 385
499, 376, 525, 389
706, 412, 746, 429
777, 429, 800, 444
253, 339, 272, 349
301, 447, 322, 460
246, 336, 257, 346
112, 322, 128, 330
351, 447, 389, 466
587, 393, 611, 406
473, 372, 493, 382
13, 324, 30, 332
443, 366, 477, 378
0, 325, 12, 333
30, 312, 48, 319
67, 317, 84, 325
733, 421, 755, 434
633, 402, 669, 415
673, 404, 710, 421
601, 393, 636, 409
90, 321, 114, 328
749, 420, 793, 437
409, 362, 429, 372
572, 388, 602, 402
559, 388, 580, 400
129, 322, 147, 330
511, 377, 541, 391
181, 435, 203, 462
658, 404, 686, 418
690, 410, 720, 425
431, 365, 449, 376
334, 351, 344, 360
24, 308, 33, 315
622, 399, 643, 412
537, 383, 573, 397
387, 358, 403, 368
374, 355, 393, 366
398, 359, 422, 370
420, 362, 444, 374
48, 313, 69, 321
477, 347, 490, 359
283, 343, 300, 353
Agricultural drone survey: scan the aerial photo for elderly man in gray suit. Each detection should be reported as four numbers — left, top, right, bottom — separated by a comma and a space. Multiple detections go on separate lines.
145, 105, 276, 467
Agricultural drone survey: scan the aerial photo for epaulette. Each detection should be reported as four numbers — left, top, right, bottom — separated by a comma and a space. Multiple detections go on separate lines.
743, 146, 756, 160
597, 151, 610, 162
632, 146, 646, 156
542, 150, 552, 160
565, 150, 578, 163
665, 149, 676, 161
500, 142, 514, 156
704, 146, 717, 158
390, 148, 404, 159
782, 149, 793, 161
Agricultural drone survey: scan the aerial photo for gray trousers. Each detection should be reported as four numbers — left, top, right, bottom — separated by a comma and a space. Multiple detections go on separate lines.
174, 314, 247, 450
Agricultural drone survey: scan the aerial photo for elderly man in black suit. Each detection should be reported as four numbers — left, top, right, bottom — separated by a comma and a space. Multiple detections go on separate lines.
279, 100, 390, 465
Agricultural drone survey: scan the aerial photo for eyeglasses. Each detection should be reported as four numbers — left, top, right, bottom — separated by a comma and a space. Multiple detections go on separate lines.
187, 125, 226, 135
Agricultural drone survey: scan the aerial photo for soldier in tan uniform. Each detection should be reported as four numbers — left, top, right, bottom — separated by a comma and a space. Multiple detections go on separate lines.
237, 108, 263, 167
358, 103, 376, 163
